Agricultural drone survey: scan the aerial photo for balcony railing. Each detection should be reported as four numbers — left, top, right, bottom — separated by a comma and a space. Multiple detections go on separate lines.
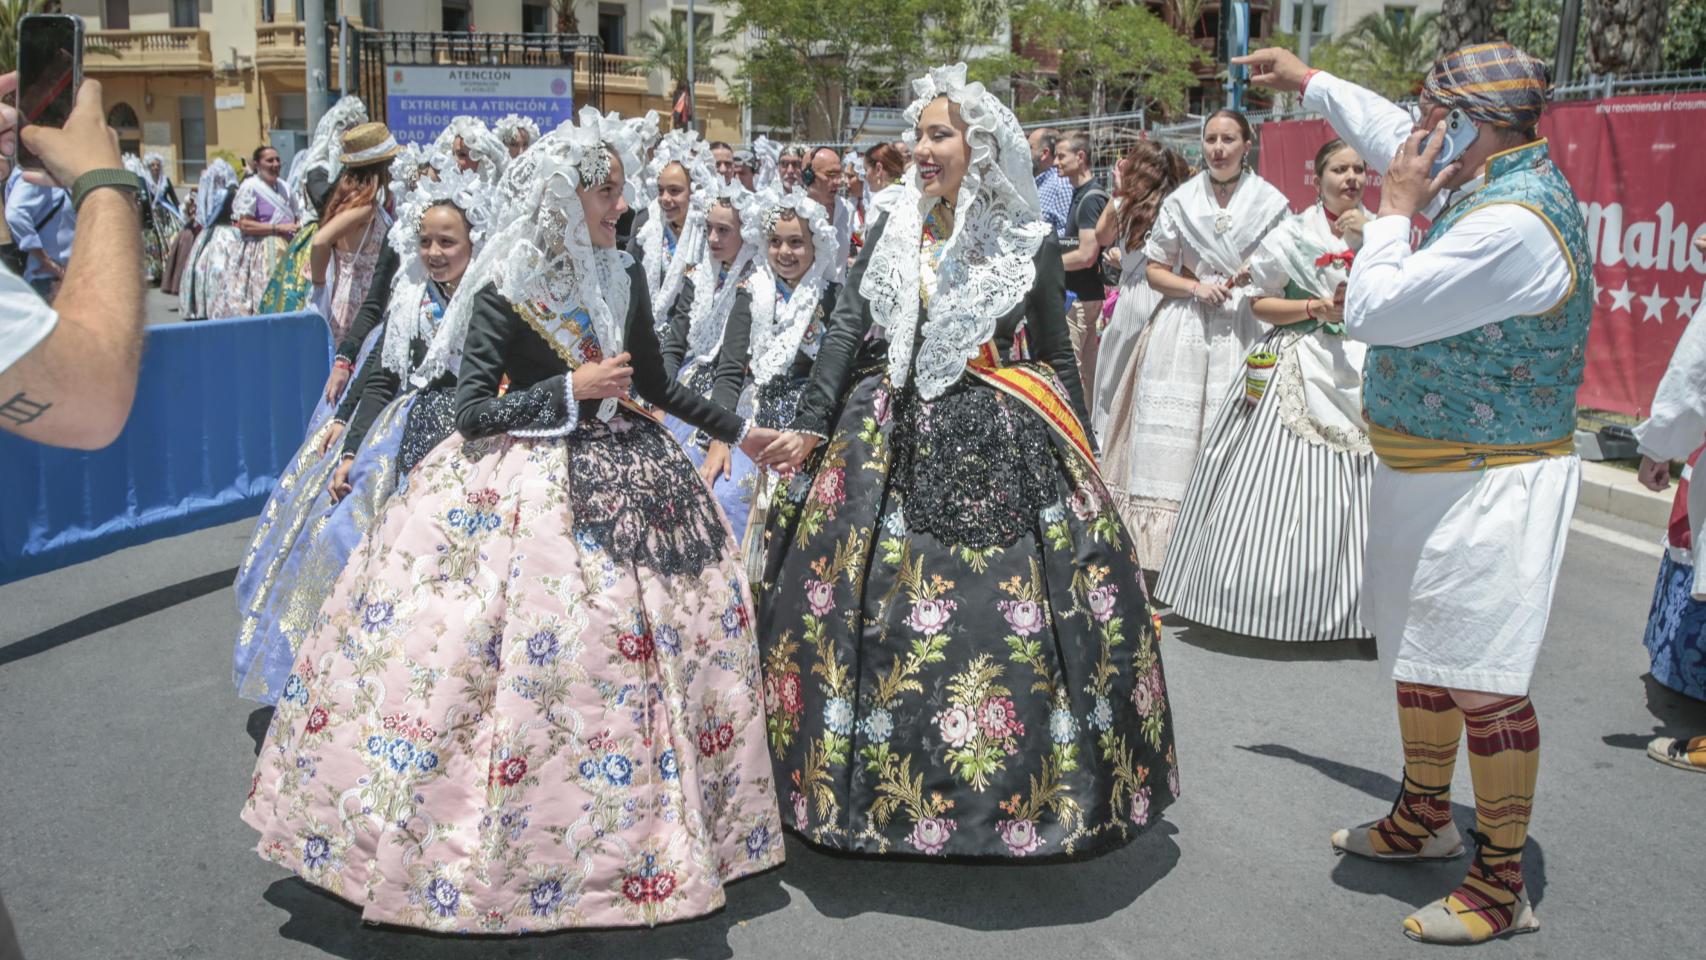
83, 29, 213, 73
254, 23, 306, 67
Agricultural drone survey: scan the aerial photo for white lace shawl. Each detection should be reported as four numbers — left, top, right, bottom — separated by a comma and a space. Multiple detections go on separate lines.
747, 189, 839, 387
683, 179, 761, 363
289, 96, 368, 221
232, 175, 296, 224
432, 107, 653, 404
862, 63, 1048, 400
1148, 170, 1290, 282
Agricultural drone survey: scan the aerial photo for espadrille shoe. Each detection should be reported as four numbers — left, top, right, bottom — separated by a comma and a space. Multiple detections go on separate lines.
1332, 818, 1463, 862
1647, 735, 1706, 773
1401, 883, 1538, 944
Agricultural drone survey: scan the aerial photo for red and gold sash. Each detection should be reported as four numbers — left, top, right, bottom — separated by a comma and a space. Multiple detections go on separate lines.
963, 341, 1097, 468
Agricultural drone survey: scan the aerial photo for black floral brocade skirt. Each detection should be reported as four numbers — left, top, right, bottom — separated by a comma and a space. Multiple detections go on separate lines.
754, 344, 1179, 859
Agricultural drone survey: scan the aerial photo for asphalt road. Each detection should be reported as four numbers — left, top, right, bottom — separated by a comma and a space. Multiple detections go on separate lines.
1, 505, 1702, 960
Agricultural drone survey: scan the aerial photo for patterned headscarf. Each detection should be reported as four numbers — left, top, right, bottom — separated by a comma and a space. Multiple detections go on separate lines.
1423, 42, 1552, 133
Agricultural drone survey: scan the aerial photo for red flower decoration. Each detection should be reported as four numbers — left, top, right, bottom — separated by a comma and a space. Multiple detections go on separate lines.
617, 631, 656, 662
651, 872, 677, 900
304, 706, 329, 734
715, 722, 735, 750
1314, 250, 1356, 270
698, 729, 719, 756
779, 673, 803, 715
496, 756, 528, 786
621, 876, 648, 903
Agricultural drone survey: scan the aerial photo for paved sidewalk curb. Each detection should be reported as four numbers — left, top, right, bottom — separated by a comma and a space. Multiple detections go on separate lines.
1579, 460, 1671, 528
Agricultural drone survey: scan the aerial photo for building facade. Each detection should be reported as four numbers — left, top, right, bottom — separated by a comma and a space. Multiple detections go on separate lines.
1275, 0, 1446, 50
66, 1, 749, 184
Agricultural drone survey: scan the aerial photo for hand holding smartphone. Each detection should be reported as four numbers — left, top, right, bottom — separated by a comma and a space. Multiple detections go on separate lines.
1418, 108, 1478, 179
14, 13, 83, 174
3, 13, 122, 191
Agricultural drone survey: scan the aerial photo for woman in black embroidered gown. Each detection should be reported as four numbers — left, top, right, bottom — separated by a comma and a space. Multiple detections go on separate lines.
749, 64, 1179, 860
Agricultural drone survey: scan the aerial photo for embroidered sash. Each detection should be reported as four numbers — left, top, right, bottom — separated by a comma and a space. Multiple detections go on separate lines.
963, 341, 1096, 469
1365, 419, 1573, 472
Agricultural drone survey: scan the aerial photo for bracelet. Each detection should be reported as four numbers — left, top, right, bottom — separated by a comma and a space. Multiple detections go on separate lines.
1301, 69, 1322, 95
1304, 299, 1318, 320
70, 169, 143, 212
333, 357, 354, 371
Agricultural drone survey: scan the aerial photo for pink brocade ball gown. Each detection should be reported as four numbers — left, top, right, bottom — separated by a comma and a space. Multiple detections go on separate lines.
242, 411, 784, 934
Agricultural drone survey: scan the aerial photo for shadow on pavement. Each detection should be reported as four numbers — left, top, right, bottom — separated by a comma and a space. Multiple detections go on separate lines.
0, 566, 238, 667
1164, 613, 1378, 663
777, 825, 1179, 928
1600, 673, 1706, 751
1238, 743, 1547, 909
263, 865, 792, 960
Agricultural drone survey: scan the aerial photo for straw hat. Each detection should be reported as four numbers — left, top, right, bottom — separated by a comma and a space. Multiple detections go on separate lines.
339, 121, 401, 167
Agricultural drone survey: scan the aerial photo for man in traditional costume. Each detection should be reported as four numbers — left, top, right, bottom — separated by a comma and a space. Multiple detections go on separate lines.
1238, 42, 1590, 944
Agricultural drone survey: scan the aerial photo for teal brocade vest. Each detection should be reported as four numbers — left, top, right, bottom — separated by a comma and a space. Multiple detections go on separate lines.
1362, 140, 1593, 445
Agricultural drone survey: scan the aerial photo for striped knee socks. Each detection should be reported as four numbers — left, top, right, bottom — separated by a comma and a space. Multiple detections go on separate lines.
1367, 681, 1460, 854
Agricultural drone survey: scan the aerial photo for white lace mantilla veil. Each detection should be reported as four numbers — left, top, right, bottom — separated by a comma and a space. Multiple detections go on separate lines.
194, 159, 236, 228
746, 186, 839, 387
290, 95, 369, 220
380, 152, 501, 385
433, 116, 511, 186
433, 107, 658, 402
863, 62, 1049, 401
752, 135, 782, 191
684, 177, 761, 363
635, 129, 720, 329
141, 152, 170, 204
494, 113, 541, 149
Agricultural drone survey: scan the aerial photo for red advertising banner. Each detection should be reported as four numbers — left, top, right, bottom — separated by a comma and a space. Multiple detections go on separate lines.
1257, 92, 1706, 417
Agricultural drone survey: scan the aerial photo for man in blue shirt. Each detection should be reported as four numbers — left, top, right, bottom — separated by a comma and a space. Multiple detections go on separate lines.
5, 165, 76, 301
1027, 127, 1073, 237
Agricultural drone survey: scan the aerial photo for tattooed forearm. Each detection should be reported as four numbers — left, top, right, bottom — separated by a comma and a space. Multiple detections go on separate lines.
0, 391, 53, 426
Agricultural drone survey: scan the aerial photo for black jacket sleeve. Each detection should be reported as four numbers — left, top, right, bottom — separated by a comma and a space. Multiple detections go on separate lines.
335, 245, 400, 362
1025, 235, 1093, 433
709, 288, 754, 414
790, 215, 885, 438
339, 354, 404, 458
334, 329, 384, 425
453, 284, 571, 438
659, 276, 696, 381
626, 262, 745, 443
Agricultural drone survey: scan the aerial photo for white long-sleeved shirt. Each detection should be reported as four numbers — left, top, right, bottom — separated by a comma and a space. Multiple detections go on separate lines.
1636, 302, 1706, 461
1301, 71, 1572, 349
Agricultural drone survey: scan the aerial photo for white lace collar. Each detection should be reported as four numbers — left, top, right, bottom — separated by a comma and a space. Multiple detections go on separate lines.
863, 63, 1047, 400
747, 188, 839, 386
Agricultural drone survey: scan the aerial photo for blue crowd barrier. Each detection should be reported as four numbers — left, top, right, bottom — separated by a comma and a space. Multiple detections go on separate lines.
0, 312, 330, 585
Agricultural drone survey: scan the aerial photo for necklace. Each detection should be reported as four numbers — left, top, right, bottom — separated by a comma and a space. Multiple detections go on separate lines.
1211, 171, 1239, 234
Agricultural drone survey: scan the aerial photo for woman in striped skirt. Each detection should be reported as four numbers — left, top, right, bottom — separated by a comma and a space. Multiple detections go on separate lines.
1155, 139, 1375, 642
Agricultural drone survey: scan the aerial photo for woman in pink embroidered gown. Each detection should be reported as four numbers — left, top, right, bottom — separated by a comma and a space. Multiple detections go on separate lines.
242, 110, 786, 934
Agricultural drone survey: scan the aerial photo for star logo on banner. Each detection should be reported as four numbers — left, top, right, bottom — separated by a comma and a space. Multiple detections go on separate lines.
1640, 284, 1670, 323
1607, 281, 1635, 313
1675, 286, 1701, 321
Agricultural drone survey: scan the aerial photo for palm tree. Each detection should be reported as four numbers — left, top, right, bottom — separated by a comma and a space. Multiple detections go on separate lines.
1586, 0, 1669, 73
1328, 10, 1441, 99
630, 15, 729, 91
1437, 0, 1498, 55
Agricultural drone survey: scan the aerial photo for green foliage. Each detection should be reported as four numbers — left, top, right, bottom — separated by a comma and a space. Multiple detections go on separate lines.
0, 1, 118, 75
1312, 10, 1440, 100
726, 0, 1000, 139
1666, 0, 1706, 71
989, 0, 1202, 122
631, 14, 730, 90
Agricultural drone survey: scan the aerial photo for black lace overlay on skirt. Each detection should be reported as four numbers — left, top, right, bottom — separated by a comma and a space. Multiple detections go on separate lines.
890, 380, 1059, 550
399, 387, 457, 476
569, 413, 726, 578
754, 375, 808, 431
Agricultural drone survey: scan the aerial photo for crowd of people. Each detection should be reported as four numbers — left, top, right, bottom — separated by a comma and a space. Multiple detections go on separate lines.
5, 34, 1706, 956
